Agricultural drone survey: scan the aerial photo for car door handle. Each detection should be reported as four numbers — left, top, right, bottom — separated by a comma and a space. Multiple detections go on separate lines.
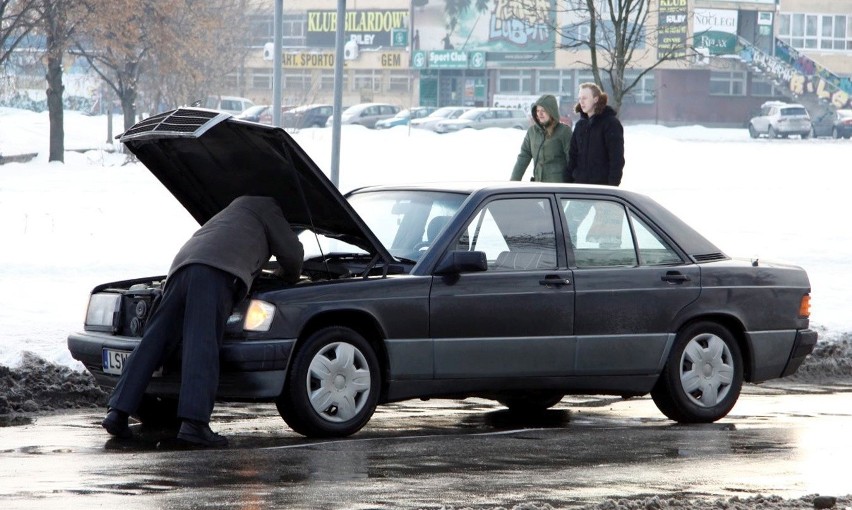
539, 275, 571, 287
661, 271, 691, 283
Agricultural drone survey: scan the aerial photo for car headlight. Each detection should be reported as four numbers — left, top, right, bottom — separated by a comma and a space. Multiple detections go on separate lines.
85, 293, 121, 331
243, 299, 276, 332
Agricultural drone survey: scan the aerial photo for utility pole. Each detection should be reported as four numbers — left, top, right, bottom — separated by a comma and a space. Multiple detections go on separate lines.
330, 0, 346, 187
272, 0, 283, 127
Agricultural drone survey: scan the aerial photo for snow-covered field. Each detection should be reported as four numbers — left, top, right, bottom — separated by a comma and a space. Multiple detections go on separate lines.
1, 107, 849, 370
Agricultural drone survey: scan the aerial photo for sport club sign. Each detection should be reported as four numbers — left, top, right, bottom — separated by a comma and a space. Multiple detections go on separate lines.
306, 10, 408, 48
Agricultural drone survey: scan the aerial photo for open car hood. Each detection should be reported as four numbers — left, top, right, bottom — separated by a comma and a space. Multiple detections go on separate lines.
119, 107, 392, 261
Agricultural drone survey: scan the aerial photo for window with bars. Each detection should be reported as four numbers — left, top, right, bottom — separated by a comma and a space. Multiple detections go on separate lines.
251, 69, 272, 90
284, 71, 311, 94
353, 70, 381, 92
388, 71, 410, 92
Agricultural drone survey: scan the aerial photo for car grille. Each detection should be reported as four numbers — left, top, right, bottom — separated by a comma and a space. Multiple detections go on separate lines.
119, 108, 227, 142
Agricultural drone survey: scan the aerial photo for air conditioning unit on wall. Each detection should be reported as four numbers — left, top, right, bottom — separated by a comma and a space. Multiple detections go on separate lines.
344, 40, 360, 60
263, 42, 274, 61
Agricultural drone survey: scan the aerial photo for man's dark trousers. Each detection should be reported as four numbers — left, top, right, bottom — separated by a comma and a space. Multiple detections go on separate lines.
108, 264, 236, 423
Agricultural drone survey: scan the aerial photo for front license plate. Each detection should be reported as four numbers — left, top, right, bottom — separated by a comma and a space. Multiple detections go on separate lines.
102, 348, 131, 375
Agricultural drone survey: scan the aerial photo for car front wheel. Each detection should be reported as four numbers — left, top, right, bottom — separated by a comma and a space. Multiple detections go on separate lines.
748, 124, 759, 138
276, 326, 381, 437
651, 321, 743, 423
768, 126, 778, 138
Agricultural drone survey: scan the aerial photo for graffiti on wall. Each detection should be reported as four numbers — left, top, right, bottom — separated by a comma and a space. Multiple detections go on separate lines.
741, 42, 851, 109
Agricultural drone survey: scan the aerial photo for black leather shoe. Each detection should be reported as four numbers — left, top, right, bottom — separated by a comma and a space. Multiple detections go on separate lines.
102, 409, 132, 439
177, 420, 228, 447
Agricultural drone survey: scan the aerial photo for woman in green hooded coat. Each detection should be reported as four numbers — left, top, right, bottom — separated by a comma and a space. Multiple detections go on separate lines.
510, 94, 573, 183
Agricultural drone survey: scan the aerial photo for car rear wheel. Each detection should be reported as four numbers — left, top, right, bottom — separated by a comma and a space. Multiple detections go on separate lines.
276, 326, 380, 438
651, 321, 743, 423
498, 392, 564, 413
133, 395, 180, 428
768, 126, 778, 138
748, 124, 759, 139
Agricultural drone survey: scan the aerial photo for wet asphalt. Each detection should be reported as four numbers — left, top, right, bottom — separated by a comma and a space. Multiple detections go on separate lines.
1, 381, 850, 509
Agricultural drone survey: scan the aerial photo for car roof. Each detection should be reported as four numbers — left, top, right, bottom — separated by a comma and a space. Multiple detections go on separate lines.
349, 182, 726, 260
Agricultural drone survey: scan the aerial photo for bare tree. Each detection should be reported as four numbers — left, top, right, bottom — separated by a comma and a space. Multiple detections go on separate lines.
72, 0, 175, 131
140, 0, 253, 113
556, 0, 687, 114
37, 0, 89, 162
1, 0, 39, 68
75, 0, 252, 130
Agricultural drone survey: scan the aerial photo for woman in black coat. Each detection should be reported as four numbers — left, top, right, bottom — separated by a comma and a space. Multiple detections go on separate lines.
566, 83, 625, 247
567, 82, 624, 186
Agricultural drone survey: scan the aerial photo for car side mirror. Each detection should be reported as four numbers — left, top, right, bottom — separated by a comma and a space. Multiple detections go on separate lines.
434, 251, 488, 275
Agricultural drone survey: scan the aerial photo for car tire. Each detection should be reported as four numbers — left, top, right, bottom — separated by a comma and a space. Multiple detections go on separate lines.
133, 395, 180, 428
498, 392, 564, 414
833, 127, 841, 139
748, 124, 759, 139
276, 326, 381, 438
801, 130, 810, 139
650, 321, 743, 423
768, 126, 777, 139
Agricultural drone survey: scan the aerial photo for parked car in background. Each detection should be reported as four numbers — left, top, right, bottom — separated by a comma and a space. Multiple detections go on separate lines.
375, 107, 437, 129
234, 104, 296, 125
68, 107, 818, 439
327, 103, 400, 129
810, 109, 852, 139
433, 107, 529, 133
282, 104, 334, 129
205, 96, 255, 116
747, 101, 811, 139
410, 106, 471, 132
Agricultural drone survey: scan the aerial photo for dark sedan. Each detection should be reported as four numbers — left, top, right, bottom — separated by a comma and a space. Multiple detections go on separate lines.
811, 109, 852, 139
68, 108, 817, 438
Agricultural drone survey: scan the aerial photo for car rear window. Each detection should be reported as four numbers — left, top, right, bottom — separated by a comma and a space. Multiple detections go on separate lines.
781, 107, 808, 116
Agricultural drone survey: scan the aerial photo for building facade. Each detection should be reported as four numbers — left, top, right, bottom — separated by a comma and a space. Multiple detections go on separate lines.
231, 0, 852, 126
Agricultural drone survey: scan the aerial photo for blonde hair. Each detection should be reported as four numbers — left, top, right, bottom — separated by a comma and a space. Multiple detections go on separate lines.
574, 82, 609, 115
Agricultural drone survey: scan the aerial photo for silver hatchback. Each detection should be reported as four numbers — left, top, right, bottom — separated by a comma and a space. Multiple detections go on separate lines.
434, 107, 529, 133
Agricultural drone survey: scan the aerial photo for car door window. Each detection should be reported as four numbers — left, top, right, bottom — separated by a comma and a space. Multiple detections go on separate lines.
562, 199, 637, 267
629, 211, 683, 265
455, 198, 557, 271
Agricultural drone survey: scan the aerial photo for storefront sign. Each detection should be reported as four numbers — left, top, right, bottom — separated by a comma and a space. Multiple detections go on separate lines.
306, 9, 408, 48
283, 52, 339, 68
693, 9, 739, 56
657, 0, 688, 58
411, 50, 486, 69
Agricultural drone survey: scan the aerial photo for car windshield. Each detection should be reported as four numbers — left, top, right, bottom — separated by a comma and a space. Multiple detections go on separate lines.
346, 190, 468, 260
